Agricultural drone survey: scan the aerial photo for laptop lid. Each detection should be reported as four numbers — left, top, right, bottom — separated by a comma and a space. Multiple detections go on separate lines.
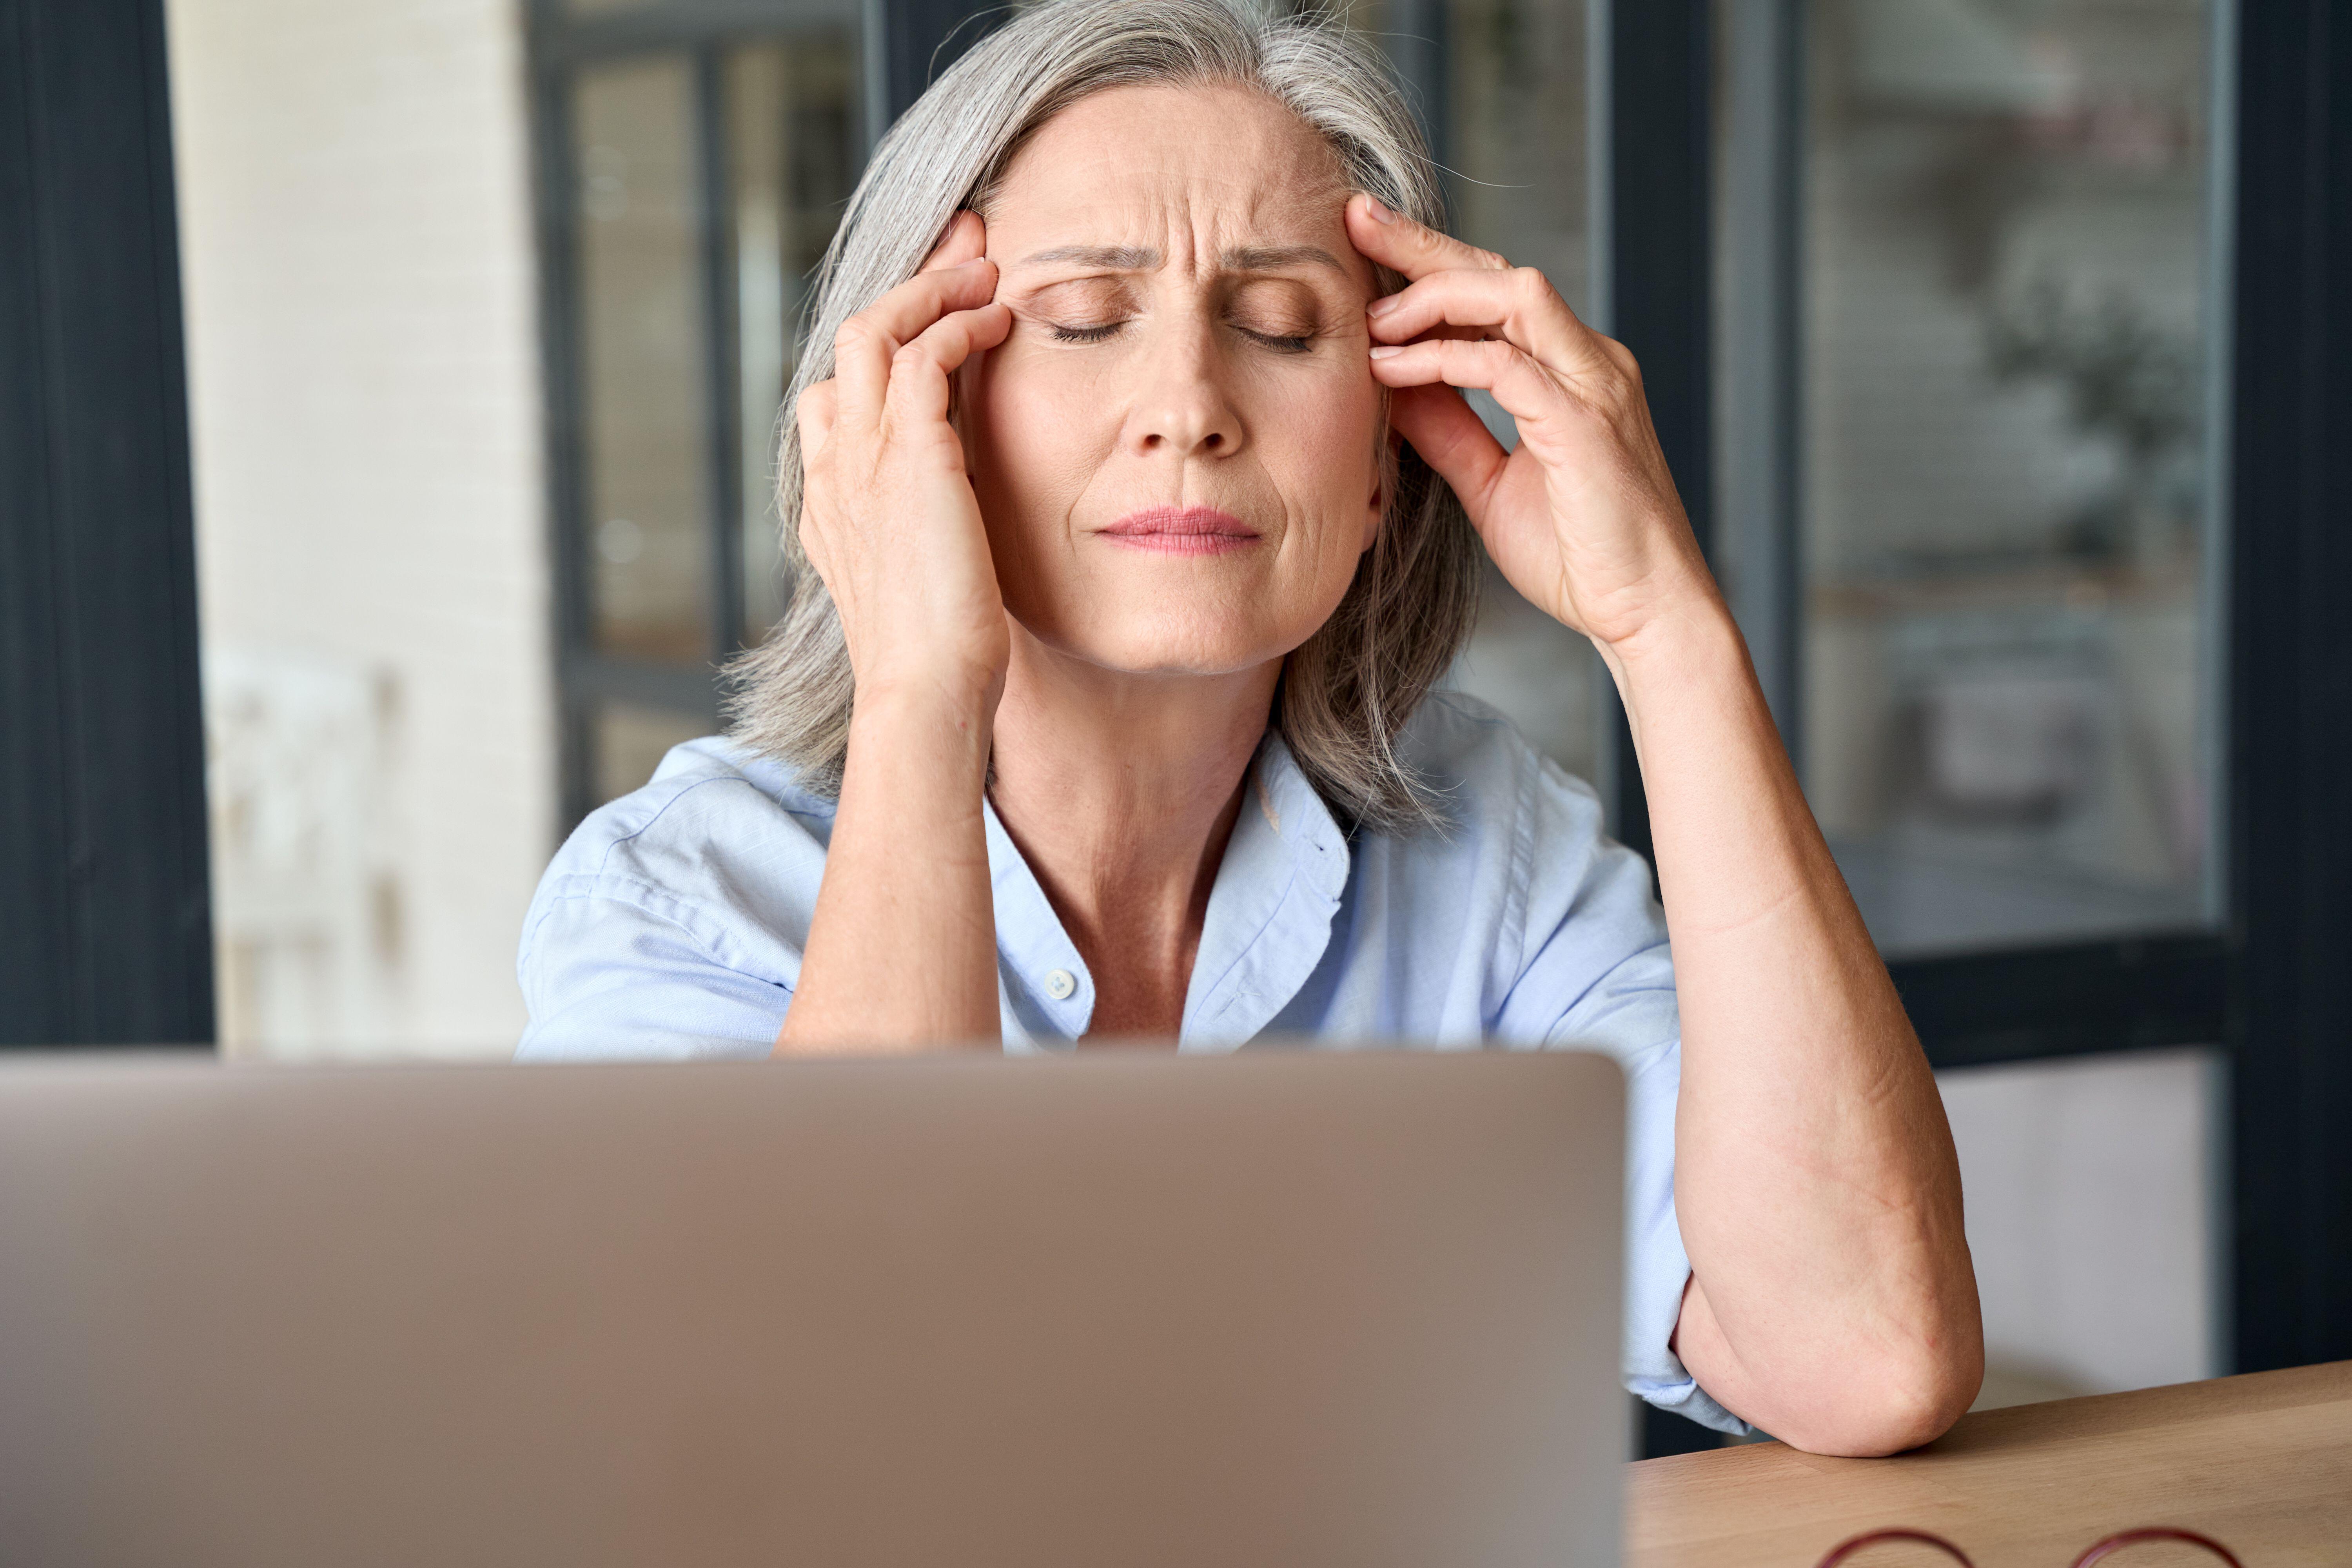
0, 1050, 1626, 1567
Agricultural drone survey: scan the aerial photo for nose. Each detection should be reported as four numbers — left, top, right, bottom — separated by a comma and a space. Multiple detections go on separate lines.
1123, 315, 1245, 461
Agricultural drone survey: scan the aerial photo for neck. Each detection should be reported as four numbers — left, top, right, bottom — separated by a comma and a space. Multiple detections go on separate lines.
987, 628, 1278, 1040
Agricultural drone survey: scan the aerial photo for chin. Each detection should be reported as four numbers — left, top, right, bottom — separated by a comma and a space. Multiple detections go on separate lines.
1024, 599, 1306, 680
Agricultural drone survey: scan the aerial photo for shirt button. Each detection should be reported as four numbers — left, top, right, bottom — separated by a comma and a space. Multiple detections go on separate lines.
1043, 969, 1077, 1001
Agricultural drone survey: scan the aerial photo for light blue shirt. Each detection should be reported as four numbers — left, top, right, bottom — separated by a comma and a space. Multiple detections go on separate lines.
516, 691, 1741, 1434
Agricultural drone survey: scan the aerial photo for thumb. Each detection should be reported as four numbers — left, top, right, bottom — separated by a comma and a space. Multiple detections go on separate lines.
1390, 384, 1509, 524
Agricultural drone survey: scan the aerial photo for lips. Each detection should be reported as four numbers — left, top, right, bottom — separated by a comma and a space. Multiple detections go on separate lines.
1096, 505, 1262, 556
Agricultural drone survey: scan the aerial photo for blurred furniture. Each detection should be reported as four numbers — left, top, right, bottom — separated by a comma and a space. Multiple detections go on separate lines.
1627, 1361, 2352, 1566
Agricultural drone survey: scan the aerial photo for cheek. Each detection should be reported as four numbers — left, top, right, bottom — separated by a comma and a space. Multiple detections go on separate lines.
962, 349, 1106, 518
1262, 369, 1385, 537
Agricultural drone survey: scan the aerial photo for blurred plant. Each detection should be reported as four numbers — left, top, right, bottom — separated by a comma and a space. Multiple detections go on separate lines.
1985, 276, 2202, 557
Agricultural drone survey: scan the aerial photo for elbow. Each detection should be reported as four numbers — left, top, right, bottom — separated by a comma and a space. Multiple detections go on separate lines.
1771, 1338, 1984, 1458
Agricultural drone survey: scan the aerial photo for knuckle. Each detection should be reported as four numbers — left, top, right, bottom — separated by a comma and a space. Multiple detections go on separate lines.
1511, 266, 1555, 305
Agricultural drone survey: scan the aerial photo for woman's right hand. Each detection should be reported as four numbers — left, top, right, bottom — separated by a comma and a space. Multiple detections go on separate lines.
795, 211, 1014, 709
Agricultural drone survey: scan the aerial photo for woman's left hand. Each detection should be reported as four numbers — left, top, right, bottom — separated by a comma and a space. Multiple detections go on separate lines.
1348, 194, 1714, 652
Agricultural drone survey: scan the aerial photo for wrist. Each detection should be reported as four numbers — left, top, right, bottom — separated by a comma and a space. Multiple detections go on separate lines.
846, 671, 1000, 780
853, 660, 1003, 727
1604, 590, 1745, 679
1593, 593, 1757, 741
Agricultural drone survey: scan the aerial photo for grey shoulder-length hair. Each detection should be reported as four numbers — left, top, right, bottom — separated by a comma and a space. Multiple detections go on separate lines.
724, 0, 1481, 832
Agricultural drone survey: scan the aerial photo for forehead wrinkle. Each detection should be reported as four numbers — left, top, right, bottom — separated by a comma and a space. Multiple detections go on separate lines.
1008, 240, 1348, 282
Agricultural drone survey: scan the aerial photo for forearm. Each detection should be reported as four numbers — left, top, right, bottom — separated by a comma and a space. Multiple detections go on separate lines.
775, 682, 1002, 1054
1606, 597, 1981, 1454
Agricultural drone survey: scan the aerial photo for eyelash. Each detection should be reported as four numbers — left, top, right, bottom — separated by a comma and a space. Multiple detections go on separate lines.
1045, 321, 1317, 354
1239, 327, 1316, 355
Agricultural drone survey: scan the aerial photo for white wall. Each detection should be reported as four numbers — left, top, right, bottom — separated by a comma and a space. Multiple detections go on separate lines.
1941, 1047, 2221, 1406
167, 0, 551, 1056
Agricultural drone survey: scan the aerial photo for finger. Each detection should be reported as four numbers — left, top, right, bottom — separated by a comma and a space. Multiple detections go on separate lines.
1388, 384, 1511, 521
883, 303, 1014, 428
796, 378, 838, 457
1368, 336, 1574, 435
1367, 266, 1617, 380
833, 258, 999, 417
1346, 192, 1510, 283
919, 209, 987, 274
795, 378, 837, 460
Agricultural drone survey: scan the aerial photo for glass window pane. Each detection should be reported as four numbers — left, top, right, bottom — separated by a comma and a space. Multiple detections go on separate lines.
1362, 0, 1607, 788
1800, 0, 2220, 956
573, 54, 711, 666
727, 33, 862, 646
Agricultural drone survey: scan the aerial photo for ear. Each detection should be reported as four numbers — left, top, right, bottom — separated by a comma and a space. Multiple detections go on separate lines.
1363, 426, 1402, 554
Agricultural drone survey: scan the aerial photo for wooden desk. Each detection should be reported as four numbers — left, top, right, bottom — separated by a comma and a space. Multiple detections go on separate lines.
1628, 1362, 2352, 1566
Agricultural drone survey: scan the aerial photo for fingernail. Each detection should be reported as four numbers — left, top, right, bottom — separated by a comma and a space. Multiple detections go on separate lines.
1368, 345, 1404, 360
1366, 294, 1400, 319
956, 256, 991, 271
1361, 194, 1399, 224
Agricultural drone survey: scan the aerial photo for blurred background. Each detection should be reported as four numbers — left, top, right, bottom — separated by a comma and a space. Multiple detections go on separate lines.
15, 0, 2347, 1453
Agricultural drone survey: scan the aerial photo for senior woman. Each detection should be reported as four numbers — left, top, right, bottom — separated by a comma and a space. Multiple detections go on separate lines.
518, 0, 1982, 1456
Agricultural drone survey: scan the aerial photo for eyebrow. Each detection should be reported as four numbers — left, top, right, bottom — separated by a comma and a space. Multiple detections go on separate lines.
1223, 244, 1348, 275
1014, 244, 1161, 270
1009, 242, 1348, 275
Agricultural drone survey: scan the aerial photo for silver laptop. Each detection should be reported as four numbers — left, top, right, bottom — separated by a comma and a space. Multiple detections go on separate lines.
0, 1050, 1626, 1567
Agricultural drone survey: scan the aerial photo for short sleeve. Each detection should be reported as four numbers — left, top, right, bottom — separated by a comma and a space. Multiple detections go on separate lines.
1493, 751, 1749, 1437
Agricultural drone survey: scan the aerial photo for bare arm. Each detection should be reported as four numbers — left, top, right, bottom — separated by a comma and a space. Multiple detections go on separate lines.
1606, 606, 1980, 1455
774, 214, 1011, 1054
1354, 194, 1981, 1455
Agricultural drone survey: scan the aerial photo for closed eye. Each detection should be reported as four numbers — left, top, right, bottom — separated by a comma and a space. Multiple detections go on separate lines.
1045, 319, 1316, 352
1234, 325, 1315, 355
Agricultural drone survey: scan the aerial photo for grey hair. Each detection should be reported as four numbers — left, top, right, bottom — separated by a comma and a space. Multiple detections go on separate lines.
724, 0, 1481, 832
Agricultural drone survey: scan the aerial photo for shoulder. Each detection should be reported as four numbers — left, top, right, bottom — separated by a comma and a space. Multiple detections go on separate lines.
573, 735, 834, 853
522, 736, 835, 982
1391, 690, 1608, 857
1363, 693, 1670, 1043
1343, 689, 1618, 953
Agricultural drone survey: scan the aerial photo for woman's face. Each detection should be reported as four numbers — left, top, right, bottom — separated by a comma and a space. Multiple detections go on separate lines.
961, 83, 1386, 679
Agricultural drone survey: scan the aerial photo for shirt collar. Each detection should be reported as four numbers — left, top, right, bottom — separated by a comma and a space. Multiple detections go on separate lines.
979, 728, 1353, 1052
1178, 728, 1351, 1049
982, 799, 1093, 1050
